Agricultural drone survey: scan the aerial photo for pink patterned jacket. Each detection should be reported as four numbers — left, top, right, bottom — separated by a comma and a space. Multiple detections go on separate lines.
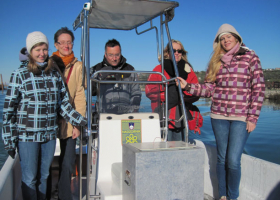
190, 47, 265, 124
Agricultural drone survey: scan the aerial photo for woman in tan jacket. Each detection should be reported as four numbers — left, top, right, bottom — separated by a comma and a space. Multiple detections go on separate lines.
52, 27, 86, 200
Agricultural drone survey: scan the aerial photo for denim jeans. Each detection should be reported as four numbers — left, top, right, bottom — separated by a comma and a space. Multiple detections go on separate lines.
167, 128, 186, 141
58, 137, 76, 200
18, 140, 56, 200
211, 118, 249, 200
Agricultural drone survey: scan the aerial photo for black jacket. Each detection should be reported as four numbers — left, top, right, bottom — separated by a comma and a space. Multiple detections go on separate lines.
90, 56, 141, 114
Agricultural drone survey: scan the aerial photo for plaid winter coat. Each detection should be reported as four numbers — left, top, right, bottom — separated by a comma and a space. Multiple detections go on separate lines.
2, 61, 87, 151
190, 47, 265, 124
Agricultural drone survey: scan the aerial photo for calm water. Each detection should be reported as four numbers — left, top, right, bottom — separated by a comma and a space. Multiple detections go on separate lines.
1, 91, 280, 170
0, 90, 8, 170
189, 98, 280, 165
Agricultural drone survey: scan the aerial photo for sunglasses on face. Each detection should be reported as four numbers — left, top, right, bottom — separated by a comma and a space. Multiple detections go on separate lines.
173, 49, 183, 54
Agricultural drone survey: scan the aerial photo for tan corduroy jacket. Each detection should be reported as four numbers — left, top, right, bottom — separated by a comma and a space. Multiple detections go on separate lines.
58, 58, 86, 139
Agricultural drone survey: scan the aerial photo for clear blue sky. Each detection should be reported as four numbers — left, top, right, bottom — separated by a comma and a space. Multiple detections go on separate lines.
1, 0, 280, 83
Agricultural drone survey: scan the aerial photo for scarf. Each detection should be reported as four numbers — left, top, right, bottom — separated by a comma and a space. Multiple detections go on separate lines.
164, 59, 188, 79
52, 51, 74, 67
221, 42, 240, 65
163, 59, 189, 109
27, 56, 51, 75
36, 61, 48, 67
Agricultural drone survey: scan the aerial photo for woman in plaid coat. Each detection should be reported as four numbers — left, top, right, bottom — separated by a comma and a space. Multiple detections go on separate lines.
177, 24, 265, 200
2, 31, 87, 200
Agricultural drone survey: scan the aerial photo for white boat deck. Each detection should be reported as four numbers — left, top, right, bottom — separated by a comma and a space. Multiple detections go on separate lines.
1, 139, 280, 200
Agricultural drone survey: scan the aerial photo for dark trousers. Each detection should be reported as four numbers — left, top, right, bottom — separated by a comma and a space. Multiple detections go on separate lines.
58, 137, 76, 200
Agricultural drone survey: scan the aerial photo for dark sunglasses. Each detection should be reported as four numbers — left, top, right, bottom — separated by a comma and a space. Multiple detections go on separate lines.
173, 49, 183, 54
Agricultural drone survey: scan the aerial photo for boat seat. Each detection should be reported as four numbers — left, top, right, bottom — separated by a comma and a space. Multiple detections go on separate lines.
111, 162, 123, 190
96, 113, 161, 199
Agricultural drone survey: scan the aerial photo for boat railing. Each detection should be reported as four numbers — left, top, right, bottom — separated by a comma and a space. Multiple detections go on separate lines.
85, 69, 190, 198
72, 1, 182, 199
91, 69, 171, 138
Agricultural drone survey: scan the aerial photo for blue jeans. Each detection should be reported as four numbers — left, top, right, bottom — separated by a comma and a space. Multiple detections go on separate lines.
167, 128, 186, 141
18, 140, 56, 200
58, 137, 76, 200
211, 118, 249, 199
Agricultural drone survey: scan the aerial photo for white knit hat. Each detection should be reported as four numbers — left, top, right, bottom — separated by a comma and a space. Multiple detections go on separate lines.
26, 31, 49, 53
213, 24, 242, 50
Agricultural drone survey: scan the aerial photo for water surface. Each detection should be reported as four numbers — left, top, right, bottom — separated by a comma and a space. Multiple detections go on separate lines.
0, 90, 8, 170
190, 98, 280, 165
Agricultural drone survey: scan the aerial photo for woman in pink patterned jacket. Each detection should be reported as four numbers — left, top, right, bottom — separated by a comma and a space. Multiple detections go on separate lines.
177, 24, 265, 200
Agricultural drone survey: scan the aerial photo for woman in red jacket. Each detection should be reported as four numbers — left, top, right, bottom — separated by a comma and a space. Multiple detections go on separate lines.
145, 39, 199, 141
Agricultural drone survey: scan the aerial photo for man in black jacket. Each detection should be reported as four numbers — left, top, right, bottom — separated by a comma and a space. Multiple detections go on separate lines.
90, 39, 141, 114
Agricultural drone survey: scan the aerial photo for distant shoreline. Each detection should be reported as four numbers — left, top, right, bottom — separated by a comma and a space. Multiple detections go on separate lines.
265, 89, 280, 99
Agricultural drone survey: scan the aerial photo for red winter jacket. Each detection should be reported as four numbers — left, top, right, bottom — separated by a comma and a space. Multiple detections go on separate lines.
145, 63, 199, 129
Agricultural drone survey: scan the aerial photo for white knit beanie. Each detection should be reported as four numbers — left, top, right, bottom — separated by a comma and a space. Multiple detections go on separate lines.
213, 24, 242, 50
26, 31, 49, 53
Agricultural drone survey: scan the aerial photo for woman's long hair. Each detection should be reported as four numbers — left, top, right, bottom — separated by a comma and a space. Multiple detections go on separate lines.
27, 42, 54, 75
160, 39, 188, 63
205, 41, 225, 82
206, 33, 240, 82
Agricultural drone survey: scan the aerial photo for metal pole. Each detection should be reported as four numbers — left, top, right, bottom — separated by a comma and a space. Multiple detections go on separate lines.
164, 20, 189, 143
82, 8, 93, 200
160, 15, 169, 142
80, 26, 84, 61
135, 21, 160, 60
79, 23, 85, 200
79, 130, 83, 200
81, 26, 86, 88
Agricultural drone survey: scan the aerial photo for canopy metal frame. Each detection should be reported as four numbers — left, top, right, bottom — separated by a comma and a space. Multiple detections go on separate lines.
72, 1, 190, 199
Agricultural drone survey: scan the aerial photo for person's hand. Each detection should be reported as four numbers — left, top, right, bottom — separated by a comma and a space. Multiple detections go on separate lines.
246, 121, 256, 133
72, 126, 81, 139
8, 149, 16, 159
175, 77, 188, 88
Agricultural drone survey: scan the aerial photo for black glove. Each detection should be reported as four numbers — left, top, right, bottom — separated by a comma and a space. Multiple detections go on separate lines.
8, 149, 16, 159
